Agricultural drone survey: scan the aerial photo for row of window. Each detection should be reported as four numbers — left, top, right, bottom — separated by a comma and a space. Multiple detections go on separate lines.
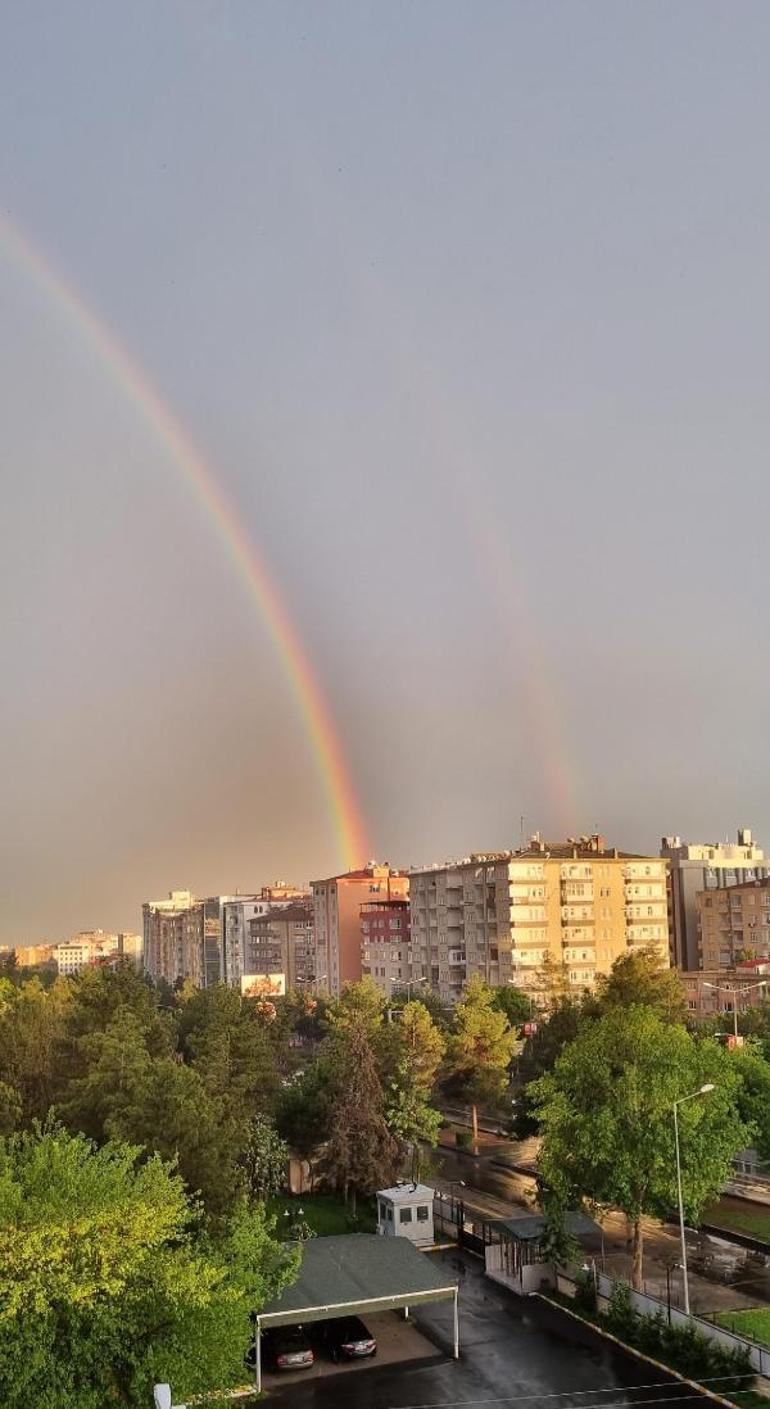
379, 1203, 430, 1224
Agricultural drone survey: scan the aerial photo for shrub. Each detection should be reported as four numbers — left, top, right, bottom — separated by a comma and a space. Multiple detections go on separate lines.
573, 1268, 597, 1316
455, 1130, 473, 1150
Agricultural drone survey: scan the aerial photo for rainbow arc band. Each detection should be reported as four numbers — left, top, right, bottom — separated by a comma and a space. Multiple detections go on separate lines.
0, 213, 367, 870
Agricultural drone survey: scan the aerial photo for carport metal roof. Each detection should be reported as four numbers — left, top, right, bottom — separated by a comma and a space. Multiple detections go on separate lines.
251, 1235, 459, 1392
257, 1233, 458, 1328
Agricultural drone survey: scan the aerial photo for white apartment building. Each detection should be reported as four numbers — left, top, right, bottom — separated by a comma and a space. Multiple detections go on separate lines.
661, 829, 769, 970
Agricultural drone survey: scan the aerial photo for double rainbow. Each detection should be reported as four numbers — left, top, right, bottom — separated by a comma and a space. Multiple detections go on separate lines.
0, 214, 368, 871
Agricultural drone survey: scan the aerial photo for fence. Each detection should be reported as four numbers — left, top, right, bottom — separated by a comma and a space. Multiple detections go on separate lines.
552, 1267, 770, 1378
433, 1193, 490, 1257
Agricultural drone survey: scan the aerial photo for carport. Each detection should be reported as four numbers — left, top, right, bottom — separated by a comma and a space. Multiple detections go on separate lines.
252, 1233, 459, 1392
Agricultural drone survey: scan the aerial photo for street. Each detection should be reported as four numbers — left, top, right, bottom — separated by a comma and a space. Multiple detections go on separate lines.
268, 1249, 712, 1409
430, 1142, 770, 1315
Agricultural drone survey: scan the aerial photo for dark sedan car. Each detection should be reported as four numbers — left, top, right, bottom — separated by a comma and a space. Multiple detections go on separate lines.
319, 1315, 377, 1362
246, 1325, 315, 1372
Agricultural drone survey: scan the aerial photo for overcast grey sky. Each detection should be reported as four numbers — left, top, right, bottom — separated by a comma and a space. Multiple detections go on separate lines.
3, 2, 770, 943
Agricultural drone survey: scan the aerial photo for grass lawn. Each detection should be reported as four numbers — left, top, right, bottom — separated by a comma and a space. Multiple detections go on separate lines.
268, 1190, 377, 1237
715, 1307, 770, 1347
704, 1202, 770, 1244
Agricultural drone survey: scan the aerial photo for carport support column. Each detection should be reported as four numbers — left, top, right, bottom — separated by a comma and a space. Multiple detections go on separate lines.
255, 1318, 262, 1395
453, 1287, 459, 1359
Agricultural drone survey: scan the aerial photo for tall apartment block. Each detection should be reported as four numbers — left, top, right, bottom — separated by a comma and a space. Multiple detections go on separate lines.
311, 863, 409, 996
248, 898, 315, 988
144, 890, 233, 987
661, 830, 768, 970
222, 885, 306, 987
409, 834, 668, 1003
361, 896, 411, 997
697, 878, 770, 969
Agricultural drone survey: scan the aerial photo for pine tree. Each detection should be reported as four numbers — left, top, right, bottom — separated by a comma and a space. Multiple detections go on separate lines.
324, 1021, 399, 1215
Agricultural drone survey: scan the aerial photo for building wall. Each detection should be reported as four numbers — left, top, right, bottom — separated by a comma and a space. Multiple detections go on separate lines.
661, 831, 768, 970
410, 836, 668, 1004
698, 880, 770, 969
143, 891, 233, 988
248, 899, 314, 988
682, 966, 770, 1023
361, 899, 411, 997
311, 865, 409, 996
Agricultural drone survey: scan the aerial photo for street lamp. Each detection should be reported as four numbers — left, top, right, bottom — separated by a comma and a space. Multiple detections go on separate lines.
703, 980, 767, 1042
673, 1083, 715, 1316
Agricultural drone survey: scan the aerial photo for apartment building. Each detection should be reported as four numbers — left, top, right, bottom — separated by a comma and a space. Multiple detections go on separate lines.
247, 898, 315, 988
311, 863, 409, 996
361, 896, 411, 998
409, 834, 668, 1003
144, 891, 235, 987
697, 878, 770, 970
682, 964, 770, 1023
54, 930, 143, 976
661, 830, 768, 970
2, 943, 56, 967
221, 885, 307, 987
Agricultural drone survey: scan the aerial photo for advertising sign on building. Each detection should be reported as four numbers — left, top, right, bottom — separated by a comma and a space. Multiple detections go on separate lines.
240, 973, 286, 998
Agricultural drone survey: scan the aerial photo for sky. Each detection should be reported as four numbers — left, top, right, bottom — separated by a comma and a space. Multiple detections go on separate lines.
3, 1, 770, 943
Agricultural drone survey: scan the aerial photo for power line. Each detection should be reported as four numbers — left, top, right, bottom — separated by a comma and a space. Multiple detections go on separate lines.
383, 1377, 758, 1409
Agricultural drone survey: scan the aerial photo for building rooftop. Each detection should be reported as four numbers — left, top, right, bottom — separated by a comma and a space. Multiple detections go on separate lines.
258, 1233, 456, 1327
411, 834, 656, 871
252, 899, 313, 924
488, 1211, 601, 1243
377, 1182, 435, 1203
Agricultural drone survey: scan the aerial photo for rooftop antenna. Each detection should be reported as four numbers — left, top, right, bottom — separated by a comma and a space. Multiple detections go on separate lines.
519, 815, 525, 851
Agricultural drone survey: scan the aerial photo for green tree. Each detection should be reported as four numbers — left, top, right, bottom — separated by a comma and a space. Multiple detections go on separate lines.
275, 1059, 337, 1178
178, 983, 280, 1117
0, 977, 72, 1125
491, 984, 533, 1027
731, 1042, 770, 1159
240, 1116, 289, 1202
325, 976, 386, 1039
324, 1020, 399, 1213
381, 1000, 445, 1177
592, 946, 687, 1024
513, 996, 585, 1136
0, 1125, 298, 1408
445, 975, 519, 1141
530, 1006, 749, 1288
391, 985, 453, 1032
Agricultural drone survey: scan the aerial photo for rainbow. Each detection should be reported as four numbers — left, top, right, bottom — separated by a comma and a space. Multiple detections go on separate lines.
0, 213, 368, 870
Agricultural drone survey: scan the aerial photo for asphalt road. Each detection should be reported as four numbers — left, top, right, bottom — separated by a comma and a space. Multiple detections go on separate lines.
268, 1249, 709, 1409
431, 1146, 770, 1313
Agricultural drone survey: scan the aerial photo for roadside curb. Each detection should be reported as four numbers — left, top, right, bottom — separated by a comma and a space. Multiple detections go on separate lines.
532, 1293, 745, 1408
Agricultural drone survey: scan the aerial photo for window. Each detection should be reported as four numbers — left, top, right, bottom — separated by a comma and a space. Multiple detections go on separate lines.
399, 1207, 413, 1224
416, 1206, 429, 1222
386, 1205, 393, 1221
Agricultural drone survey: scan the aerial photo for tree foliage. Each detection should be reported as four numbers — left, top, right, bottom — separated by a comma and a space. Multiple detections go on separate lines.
592, 946, 686, 1024
530, 1006, 749, 1287
445, 975, 518, 1119
240, 1116, 289, 1203
324, 1020, 400, 1211
0, 1125, 298, 1409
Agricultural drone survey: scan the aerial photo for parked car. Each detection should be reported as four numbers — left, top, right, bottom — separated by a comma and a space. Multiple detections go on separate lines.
319, 1315, 377, 1362
245, 1326, 314, 1372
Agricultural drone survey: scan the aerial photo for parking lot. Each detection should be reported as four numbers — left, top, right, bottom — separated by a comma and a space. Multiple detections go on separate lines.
261, 1309, 442, 1387
268, 1249, 708, 1409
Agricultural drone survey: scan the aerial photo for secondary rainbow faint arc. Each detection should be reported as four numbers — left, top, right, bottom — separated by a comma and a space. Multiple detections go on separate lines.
0, 213, 368, 870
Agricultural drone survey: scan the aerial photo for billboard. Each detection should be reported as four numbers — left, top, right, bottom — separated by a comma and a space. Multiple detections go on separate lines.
241, 973, 286, 999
